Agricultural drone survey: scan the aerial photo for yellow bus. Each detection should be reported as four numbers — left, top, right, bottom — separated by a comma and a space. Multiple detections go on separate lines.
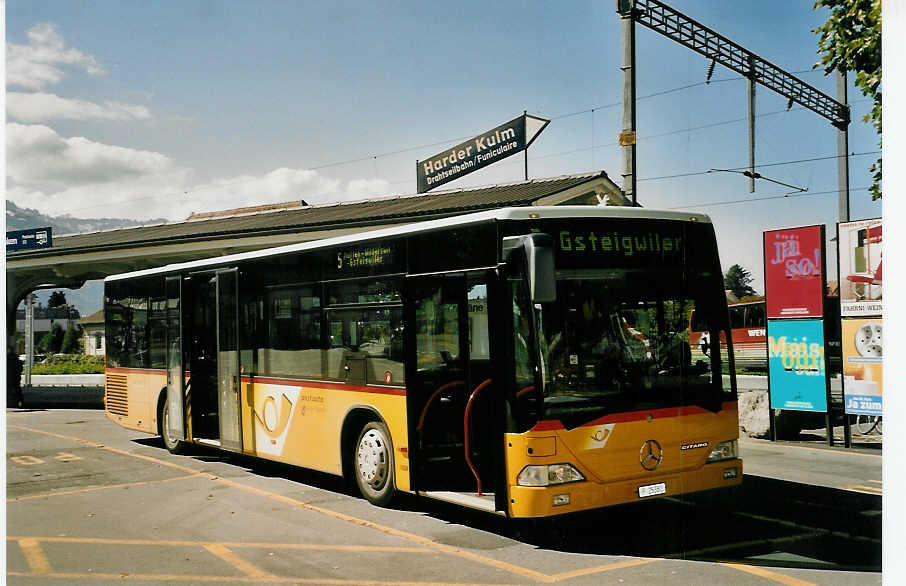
104, 206, 741, 517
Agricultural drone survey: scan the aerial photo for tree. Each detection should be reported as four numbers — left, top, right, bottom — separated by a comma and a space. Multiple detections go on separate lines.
814, 0, 881, 199
48, 290, 68, 308
61, 323, 83, 354
724, 265, 756, 299
38, 324, 65, 354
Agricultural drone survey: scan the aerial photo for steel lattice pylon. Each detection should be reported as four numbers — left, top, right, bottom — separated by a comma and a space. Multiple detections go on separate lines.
618, 0, 849, 128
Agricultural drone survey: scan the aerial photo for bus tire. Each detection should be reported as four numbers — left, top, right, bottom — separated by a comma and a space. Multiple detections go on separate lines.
159, 396, 187, 455
353, 420, 396, 506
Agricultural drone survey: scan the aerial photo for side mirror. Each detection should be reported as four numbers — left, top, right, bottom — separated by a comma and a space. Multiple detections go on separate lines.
503, 233, 556, 303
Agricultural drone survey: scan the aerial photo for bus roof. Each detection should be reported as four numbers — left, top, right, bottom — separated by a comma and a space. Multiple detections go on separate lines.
106, 205, 712, 282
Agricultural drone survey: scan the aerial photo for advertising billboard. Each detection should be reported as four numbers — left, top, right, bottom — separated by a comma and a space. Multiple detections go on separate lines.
416, 114, 549, 193
767, 319, 828, 412
763, 225, 825, 319
837, 218, 882, 317
841, 317, 883, 415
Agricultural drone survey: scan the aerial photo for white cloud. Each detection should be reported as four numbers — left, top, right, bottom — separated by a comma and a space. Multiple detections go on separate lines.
6, 23, 106, 90
345, 178, 394, 200
6, 123, 180, 186
6, 124, 394, 222
182, 168, 394, 216
7, 92, 151, 123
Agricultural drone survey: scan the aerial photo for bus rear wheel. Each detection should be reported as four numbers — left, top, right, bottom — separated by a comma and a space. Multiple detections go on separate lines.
159, 398, 187, 455
354, 421, 396, 506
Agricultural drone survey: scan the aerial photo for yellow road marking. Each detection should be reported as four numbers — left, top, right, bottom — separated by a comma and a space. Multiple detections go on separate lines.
10, 424, 552, 582
207, 474, 556, 583
866, 479, 882, 485
844, 485, 883, 495
203, 543, 275, 579
11, 455, 45, 465
18, 538, 52, 575
550, 558, 656, 581
8, 474, 200, 502
5, 571, 512, 585
54, 452, 83, 461
8, 536, 431, 553
721, 562, 817, 586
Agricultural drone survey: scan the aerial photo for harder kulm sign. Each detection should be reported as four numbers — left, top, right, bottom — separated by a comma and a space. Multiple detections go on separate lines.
416, 113, 549, 193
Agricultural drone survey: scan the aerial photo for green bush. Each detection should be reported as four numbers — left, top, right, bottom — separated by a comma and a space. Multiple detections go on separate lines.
31, 354, 105, 374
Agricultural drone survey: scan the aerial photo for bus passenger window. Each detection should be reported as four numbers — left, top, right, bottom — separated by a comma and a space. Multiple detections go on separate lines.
414, 288, 459, 372
258, 286, 323, 380
468, 284, 490, 361
326, 308, 404, 386
745, 304, 765, 329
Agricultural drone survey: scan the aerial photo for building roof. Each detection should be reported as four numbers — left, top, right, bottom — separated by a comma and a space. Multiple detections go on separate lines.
79, 309, 105, 325
12, 171, 625, 258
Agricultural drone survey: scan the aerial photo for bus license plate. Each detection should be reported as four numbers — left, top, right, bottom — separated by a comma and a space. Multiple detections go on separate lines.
638, 482, 666, 498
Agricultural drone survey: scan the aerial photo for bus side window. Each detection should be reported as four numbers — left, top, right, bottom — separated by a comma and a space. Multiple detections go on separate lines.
729, 307, 745, 330
745, 304, 765, 329
258, 286, 323, 381
414, 287, 460, 372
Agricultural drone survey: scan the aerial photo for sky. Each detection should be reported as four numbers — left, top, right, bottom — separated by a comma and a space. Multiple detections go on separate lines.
4, 0, 883, 292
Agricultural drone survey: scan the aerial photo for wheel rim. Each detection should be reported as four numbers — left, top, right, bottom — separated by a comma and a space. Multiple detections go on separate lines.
357, 428, 389, 489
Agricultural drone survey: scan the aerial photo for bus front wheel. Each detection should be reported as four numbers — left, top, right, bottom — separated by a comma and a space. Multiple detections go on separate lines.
159, 398, 187, 455
354, 421, 396, 506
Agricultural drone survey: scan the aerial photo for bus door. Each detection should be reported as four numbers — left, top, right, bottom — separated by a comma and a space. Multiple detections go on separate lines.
165, 276, 186, 443
406, 272, 503, 506
216, 269, 242, 452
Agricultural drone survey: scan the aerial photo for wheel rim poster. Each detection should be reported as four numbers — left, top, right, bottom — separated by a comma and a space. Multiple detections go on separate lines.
838, 218, 883, 417
763, 226, 829, 413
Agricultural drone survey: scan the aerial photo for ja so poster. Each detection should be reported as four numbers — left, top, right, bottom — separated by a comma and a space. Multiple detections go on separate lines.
763, 226, 825, 319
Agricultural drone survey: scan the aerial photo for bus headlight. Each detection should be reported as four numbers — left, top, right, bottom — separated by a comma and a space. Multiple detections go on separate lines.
706, 440, 738, 462
517, 463, 585, 487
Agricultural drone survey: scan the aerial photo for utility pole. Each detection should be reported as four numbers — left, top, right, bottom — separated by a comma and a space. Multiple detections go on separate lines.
619, 0, 638, 205
747, 55, 756, 193
837, 70, 850, 223
24, 293, 35, 387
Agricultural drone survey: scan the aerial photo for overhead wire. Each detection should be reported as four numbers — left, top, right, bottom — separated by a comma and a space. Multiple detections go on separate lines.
46, 69, 868, 215
666, 186, 869, 210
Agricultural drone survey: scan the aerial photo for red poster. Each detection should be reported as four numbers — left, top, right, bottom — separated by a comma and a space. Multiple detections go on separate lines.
763, 226, 825, 319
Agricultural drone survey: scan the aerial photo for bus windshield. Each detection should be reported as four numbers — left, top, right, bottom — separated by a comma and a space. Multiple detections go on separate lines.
533, 268, 728, 429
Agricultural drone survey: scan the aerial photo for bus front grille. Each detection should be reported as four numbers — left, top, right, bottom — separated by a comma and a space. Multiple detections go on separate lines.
105, 374, 128, 416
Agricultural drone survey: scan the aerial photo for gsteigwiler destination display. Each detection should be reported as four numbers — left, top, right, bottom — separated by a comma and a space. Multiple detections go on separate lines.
509, 217, 707, 270
416, 113, 549, 193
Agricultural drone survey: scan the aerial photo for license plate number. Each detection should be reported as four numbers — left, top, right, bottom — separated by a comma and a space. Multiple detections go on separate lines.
638, 482, 666, 498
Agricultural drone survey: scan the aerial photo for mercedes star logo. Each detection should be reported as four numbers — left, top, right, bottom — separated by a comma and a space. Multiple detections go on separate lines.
639, 439, 663, 471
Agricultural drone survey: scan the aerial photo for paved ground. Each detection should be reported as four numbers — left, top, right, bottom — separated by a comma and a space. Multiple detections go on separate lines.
6, 408, 881, 585
740, 437, 881, 495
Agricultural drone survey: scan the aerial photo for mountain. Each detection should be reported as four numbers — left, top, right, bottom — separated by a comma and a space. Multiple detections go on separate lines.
6, 199, 165, 234
7, 200, 167, 316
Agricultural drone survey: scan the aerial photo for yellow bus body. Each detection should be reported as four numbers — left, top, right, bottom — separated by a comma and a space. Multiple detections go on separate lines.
106, 366, 738, 517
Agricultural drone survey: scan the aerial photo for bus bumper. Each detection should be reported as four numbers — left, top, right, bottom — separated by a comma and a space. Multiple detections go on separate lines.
508, 458, 743, 518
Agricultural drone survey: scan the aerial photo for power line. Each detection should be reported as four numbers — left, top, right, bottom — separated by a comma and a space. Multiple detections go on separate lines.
638, 150, 879, 182
45, 75, 871, 215
666, 186, 869, 210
